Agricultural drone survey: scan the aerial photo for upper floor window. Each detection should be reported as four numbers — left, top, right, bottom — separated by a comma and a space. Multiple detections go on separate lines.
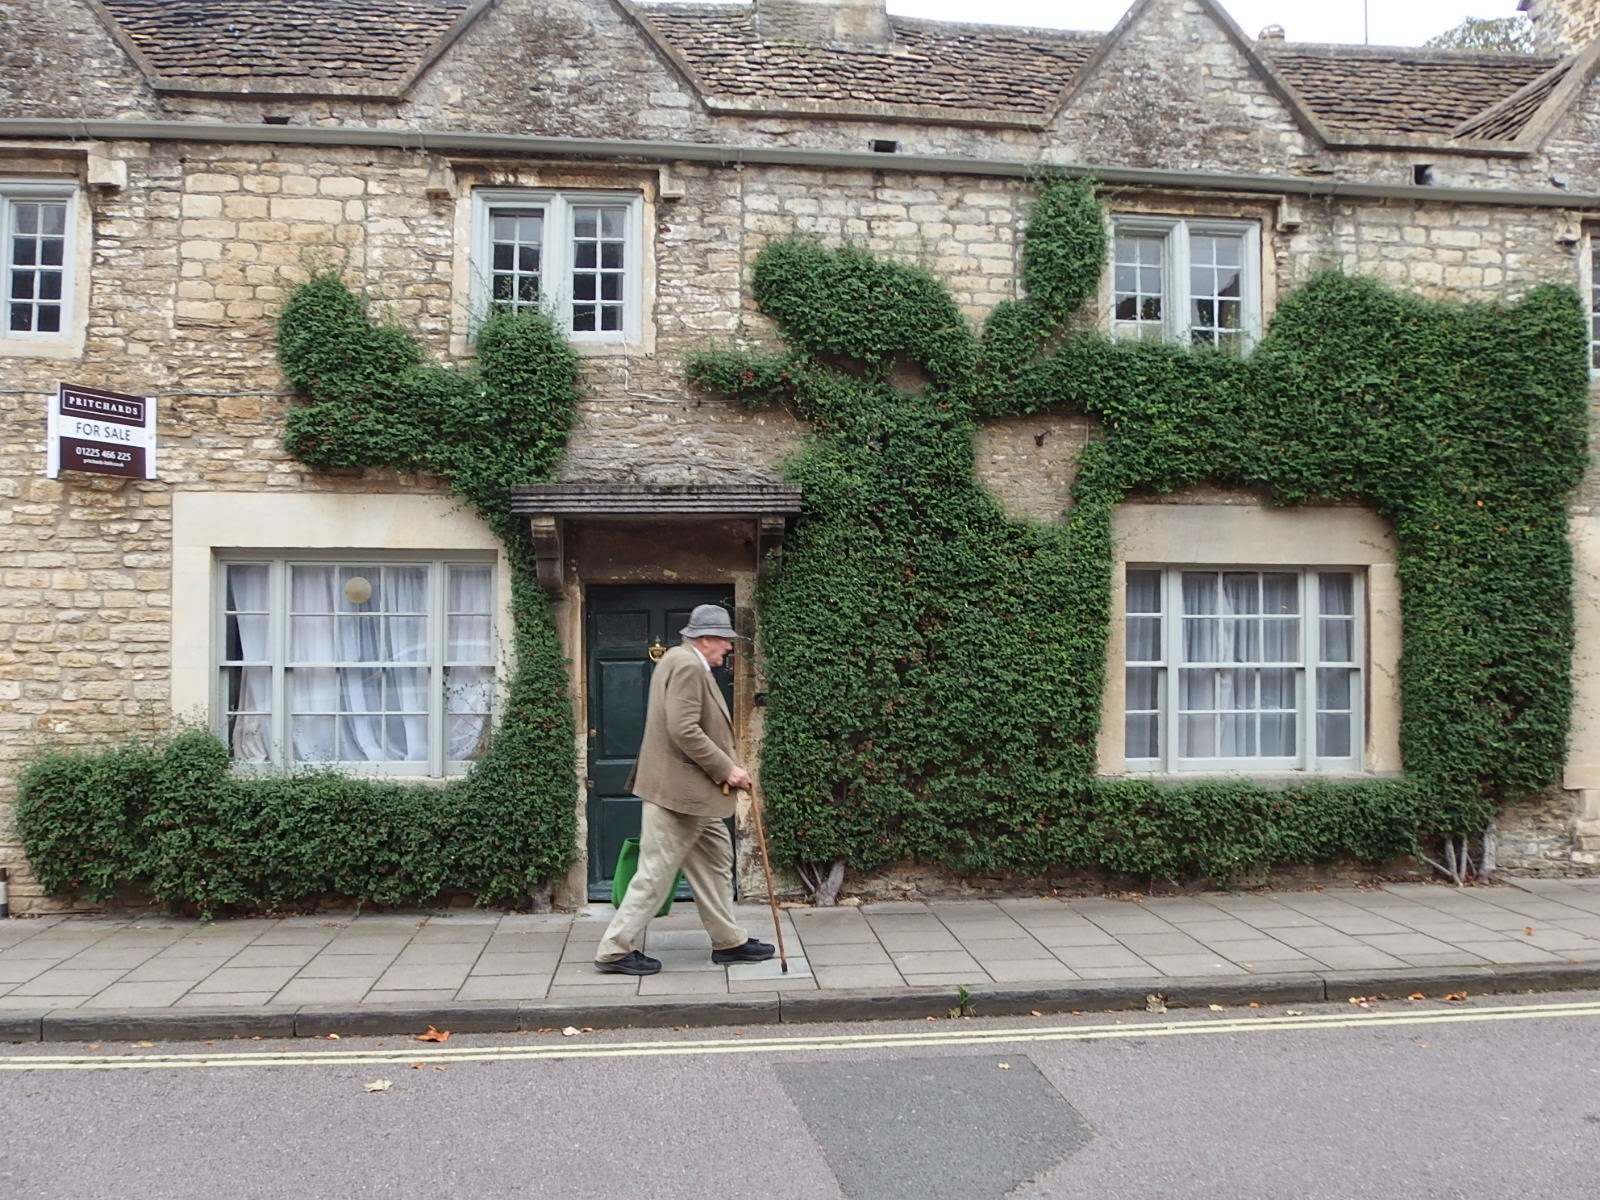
3, 182, 76, 341
1588, 234, 1599, 372
218, 556, 495, 777
470, 190, 642, 343
1125, 566, 1363, 772
1111, 217, 1260, 351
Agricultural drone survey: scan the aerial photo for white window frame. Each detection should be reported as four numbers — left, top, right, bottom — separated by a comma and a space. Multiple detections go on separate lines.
1, 181, 78, 346
1110, 216, 1261, 350
1586, 231, 1600, 374
469, 189, 643, 344
1124, 566, 1364, 774
213, 552, 496, 778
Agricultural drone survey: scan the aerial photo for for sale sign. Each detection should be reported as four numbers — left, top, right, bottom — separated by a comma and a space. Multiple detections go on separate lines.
47, 382, 156, 479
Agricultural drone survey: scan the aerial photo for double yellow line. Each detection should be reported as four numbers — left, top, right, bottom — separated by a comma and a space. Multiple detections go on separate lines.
3, 997, 1598, 1072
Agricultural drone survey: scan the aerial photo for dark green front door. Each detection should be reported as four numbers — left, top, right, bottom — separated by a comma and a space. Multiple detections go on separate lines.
586, 585, 734, 900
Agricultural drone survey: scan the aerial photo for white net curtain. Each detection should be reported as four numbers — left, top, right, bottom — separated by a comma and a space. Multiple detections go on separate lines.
223, 561, 493, 769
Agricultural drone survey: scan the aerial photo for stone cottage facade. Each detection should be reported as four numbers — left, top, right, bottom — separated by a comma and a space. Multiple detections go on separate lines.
3, 0, 1600, 911
1524, 0, 1600, 53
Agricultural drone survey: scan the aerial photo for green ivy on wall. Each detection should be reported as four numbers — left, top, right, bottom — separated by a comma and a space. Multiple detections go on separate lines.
18, 277, 585, 913
689, 178, 1589, 884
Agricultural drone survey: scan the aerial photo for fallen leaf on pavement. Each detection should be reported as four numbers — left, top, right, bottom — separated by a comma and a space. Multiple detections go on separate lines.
326, 1033, 341, 1040
561, 1026, 580, 1037
1030, 1011, 1043, 1017
88, 1043, 101, 1050
1443, 991, 1468, 1002
412, 1064, 425, 1070
1524, 927, 1535, 936
1248, 1002, 1260, 1009
136, 1041, 154, 1048
1408, 992, 1426, 1001
580, 1027, 594, 1033
1285, 1010, 1303, 1016
363, 1079, 392, 1093
997, 1062, 1011, 1070
415, 1026, 450, 1043
434, 1065, 448, 1071
1208, 1005, 1225, 1012
1145, 994, 1167, 1014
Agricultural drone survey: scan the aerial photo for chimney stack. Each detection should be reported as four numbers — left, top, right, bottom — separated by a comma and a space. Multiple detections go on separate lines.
755, 0, 893, 45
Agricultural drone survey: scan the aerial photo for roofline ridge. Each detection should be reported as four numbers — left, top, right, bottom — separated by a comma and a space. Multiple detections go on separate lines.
884, 14, 1102, 40
1261, 40, 1560, 63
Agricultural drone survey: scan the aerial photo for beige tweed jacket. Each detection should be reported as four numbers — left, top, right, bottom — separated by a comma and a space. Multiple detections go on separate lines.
626, 643, 737, 818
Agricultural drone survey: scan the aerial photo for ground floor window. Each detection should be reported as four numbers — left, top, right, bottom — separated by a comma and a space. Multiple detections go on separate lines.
218, 556, 495, 775
1124, 567, 1363, 772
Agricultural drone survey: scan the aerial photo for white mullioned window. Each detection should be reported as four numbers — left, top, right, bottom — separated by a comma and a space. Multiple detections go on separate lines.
470, 189, 643, 342
217, 555, 496, 776
3, 182, 76, 340
1588, 233, 1600, 372
1111, 216, 1261, 350
1124, 567, 1363, 772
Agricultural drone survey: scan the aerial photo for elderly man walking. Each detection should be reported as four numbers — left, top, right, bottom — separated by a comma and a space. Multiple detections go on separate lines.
594, 604, 776, 975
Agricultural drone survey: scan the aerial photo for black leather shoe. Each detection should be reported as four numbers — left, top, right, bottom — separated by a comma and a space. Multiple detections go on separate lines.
712, 938, 776, 964
594, 950, 662, 976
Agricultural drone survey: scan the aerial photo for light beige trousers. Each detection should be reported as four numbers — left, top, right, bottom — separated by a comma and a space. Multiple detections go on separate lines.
595, 800, 747, 962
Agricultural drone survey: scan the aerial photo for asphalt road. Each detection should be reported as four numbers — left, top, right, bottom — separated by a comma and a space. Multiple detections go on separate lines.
3, 991, 1599, 1200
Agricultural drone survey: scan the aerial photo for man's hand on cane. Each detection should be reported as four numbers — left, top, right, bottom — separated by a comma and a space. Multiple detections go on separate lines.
725, 765, 753, 791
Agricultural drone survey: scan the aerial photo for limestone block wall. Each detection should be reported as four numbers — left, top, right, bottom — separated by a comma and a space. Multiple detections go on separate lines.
1524, 0, 1600, 53
3, 121, 1600, 908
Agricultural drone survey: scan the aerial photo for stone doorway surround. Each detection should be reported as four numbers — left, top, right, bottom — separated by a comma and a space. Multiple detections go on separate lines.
509, 484, 804, 906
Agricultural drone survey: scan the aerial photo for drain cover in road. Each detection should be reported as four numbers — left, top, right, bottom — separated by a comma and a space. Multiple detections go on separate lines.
775, 1055, 1092, 1199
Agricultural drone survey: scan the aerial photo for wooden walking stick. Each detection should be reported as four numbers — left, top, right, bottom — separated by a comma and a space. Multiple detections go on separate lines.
727, 780, 789, 972
749, 780, 789, 973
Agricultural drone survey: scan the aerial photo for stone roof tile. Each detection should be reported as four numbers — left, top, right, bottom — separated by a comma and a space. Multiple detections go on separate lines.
1452, 60, 1572, 140
1259, 44, 1561, 137
99, 0, 474, 83
636, 3, 1097, 121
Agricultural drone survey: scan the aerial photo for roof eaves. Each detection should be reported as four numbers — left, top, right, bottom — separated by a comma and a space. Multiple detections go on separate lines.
1317, 131, 1537, 157
698, 94, 1048, 129
139, 78, 410, 100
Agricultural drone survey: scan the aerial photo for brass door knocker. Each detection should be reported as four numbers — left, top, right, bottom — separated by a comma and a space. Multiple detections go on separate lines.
647, 637, 666, 664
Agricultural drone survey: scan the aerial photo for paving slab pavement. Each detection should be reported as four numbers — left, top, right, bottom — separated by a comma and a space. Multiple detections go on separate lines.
4, 877, 1600, 1042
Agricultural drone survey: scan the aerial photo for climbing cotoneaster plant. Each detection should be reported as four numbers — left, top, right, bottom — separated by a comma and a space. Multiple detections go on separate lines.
689, 179, 1588, 890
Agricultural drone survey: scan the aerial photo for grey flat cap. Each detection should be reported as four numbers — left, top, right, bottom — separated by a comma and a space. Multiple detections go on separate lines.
680, 604, 742, 639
